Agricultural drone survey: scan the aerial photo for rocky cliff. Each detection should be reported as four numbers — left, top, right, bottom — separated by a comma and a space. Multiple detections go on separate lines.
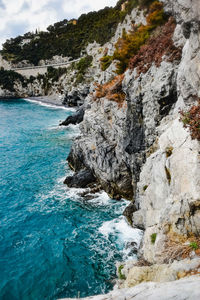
64, 0, 200, 298
1, 0, 200, 298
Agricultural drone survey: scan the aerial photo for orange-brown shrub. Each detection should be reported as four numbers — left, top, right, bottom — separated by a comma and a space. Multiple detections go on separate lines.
93, 74, 125, 105
146, 1, 166, 26
180, 100, 200, 141
101, 1, 167, 74
129, 17, 182, 75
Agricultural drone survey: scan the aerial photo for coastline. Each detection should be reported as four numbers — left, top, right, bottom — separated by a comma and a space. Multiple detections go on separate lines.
24, 96, 76, 111
26, 95, 65, 107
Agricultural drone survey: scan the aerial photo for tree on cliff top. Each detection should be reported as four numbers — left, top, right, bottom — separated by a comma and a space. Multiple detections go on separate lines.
1, 0, 141, 65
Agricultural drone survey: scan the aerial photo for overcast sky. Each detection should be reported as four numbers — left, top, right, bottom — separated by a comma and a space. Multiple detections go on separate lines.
0, 0, 117, 48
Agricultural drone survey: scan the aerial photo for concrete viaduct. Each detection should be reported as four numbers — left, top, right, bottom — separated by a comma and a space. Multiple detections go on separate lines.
11, 58, 81, 78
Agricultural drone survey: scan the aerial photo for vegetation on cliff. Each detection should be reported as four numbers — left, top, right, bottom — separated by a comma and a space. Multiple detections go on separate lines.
0, 67, 27, 92
180, 99, 200, 141
0, 66, 69, 94
97, 1, 182, 108
94, 74, 125, 106
129, 17, 182, 75
75, 55, 93, 84
1, 0, 143, 65
101, 1, 168, 74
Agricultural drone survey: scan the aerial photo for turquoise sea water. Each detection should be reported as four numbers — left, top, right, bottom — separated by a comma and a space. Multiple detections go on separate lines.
0, 99, 142, 300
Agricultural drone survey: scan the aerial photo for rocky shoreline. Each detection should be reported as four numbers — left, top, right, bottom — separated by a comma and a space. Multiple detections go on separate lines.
60, 0, 200, 298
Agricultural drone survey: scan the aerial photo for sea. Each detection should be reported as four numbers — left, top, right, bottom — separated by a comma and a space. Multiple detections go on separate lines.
0, 98, 142, 300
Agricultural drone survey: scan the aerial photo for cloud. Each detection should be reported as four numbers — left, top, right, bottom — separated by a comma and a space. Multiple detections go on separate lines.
62, 0, 118, 17
0, 0, 117, 48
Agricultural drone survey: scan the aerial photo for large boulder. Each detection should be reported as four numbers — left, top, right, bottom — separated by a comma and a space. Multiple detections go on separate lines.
64, 169, 96, 188
60, 107, 85, 126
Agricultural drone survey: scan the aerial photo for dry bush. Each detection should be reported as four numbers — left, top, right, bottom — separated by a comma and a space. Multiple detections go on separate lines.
101, 1, 167, 74
129, 17, 182, 75
177, 264, 200, 279
134, 258, 153, 267
162, 234, 200, 264
93, 74, 125, 106
180, 100, 200, 141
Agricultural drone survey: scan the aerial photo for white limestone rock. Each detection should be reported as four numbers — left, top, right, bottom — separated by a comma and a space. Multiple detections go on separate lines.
60, 275, 200, 300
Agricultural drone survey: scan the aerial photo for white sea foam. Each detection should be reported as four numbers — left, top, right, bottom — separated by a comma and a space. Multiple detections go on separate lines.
24, 98, 75, 111
35, 172, 143, 261
88, 191, 111, 205
66, 124, 81, 137
47, 125, 67, 130
47, 123, 80, 139
99, 216, 143, 260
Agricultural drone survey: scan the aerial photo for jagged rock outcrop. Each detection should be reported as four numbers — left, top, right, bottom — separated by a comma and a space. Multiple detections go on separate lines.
66, 97, 134, 199
60, 106, 85, 126
66, 59, 180, 199
133, 117, 200, 264
62, 87, 90, 107
64, 168, 96, 188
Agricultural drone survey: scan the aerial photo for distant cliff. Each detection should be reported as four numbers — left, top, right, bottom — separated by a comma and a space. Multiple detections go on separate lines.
0, 0, 143, 101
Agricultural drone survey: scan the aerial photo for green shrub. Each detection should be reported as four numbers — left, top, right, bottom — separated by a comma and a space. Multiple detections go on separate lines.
118, 265, 126, 280
114, 25, 152, 74
100, 1, 167, 74
139, 0, 154, 7
100, 55, 113, 71
189, 242, 198, 250
143, 185, 148, 191
75, 73, 84, 84
46, 66, 67, 82
151, 233, 157, 244
76, 56, 93, 73
146, 3, 166, 26
0, 67, 27, 92
75, 55, 93, 84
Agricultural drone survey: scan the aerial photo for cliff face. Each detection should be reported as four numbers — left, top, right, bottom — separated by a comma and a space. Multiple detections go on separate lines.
66, 0, 200, 293
0, 56, 93, 102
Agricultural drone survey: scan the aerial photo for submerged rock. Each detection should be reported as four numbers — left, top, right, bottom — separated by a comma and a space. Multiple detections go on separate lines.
78, 185, 102, 199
